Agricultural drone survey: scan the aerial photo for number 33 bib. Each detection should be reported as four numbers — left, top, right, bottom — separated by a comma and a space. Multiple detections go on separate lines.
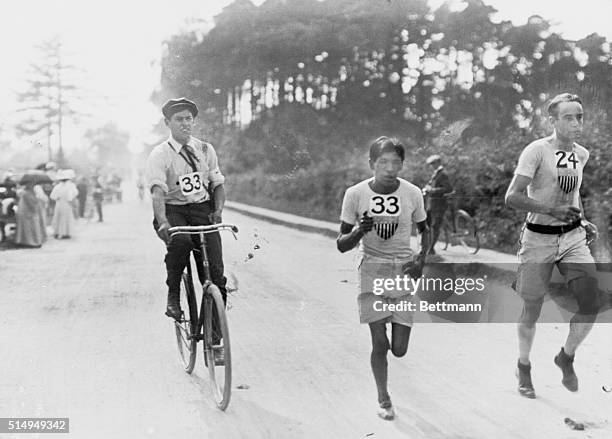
369, 195, 401, 240
179, 171, 207, 197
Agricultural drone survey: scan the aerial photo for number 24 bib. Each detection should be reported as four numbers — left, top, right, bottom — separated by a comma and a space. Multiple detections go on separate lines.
179, 171, 207, 198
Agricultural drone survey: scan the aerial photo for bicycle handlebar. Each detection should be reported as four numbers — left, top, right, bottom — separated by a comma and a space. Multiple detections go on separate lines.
169, 223, 239, 236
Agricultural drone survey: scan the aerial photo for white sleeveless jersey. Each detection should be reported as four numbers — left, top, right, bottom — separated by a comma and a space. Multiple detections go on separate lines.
340, 178, 427, 259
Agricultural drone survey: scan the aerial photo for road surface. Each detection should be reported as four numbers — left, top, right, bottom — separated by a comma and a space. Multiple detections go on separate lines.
1, 196, 611, 438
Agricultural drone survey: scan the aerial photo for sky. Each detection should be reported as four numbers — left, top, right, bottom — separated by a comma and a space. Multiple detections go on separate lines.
0, 0, 610, 155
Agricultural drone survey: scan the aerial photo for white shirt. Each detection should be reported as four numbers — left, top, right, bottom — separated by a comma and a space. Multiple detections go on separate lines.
340, 178, 427, 259
145, 136, 225, 205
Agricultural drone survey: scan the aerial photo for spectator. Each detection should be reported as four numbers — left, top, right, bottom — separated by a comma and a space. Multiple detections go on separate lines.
15, 182, 46, 248
76, 176, 88, 218
50, 170, 78, 238
423, 155, 452, 254
33, 184, 49, 238
92, 176, 104, 222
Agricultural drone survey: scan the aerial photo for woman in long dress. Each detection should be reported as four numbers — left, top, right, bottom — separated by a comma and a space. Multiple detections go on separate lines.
50, 172, 78, 239
33, 184, 49, 237
15, 182, 46, 247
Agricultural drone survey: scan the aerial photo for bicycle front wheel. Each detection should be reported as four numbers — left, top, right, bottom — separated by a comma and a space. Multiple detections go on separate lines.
175, 272, 198, 373
455, 210, 480, 254
203, 284, 232, 411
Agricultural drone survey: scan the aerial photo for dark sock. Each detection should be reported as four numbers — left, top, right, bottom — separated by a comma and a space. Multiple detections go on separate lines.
517, 359, 531, 371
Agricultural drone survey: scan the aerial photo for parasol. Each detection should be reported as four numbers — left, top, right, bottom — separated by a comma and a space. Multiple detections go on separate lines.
19, 170, 53, 185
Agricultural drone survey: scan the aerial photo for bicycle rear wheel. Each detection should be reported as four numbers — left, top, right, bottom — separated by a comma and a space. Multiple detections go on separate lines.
174, 271, 198, 373
203, 283, 232, 410
454, 210, 480, 254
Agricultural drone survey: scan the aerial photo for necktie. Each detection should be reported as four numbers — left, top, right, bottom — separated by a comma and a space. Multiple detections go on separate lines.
181, 144, 199, 171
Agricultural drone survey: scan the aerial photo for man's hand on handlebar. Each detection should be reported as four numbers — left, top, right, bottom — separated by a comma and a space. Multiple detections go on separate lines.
209, 209, 223, 224
156, 221, 171, 243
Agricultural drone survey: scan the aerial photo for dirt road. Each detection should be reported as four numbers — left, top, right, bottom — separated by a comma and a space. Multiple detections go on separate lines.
1, 197, 610, 438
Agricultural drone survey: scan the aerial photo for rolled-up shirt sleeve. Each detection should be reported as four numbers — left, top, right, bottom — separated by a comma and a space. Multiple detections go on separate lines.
145, 147, 169, 194
206, 144, 225, 188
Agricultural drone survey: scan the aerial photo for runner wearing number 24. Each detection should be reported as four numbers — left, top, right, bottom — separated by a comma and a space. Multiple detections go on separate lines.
505, 93, 600, 399
145, 98, 228, 321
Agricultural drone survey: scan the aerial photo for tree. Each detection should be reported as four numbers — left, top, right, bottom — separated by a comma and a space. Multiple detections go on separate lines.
15, 36, 82, 165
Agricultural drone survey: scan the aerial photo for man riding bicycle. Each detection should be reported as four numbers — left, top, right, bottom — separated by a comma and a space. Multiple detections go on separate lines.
145, 97, 227, 322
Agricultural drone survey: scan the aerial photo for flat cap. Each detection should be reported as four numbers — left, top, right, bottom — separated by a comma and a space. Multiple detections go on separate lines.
426, 154, 441, 164
162, 97, 198, 119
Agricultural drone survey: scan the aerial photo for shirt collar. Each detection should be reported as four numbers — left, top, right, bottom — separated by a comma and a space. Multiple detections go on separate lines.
167, 136, 193, 153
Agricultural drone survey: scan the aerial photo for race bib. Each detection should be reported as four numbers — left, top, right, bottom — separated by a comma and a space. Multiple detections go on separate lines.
369, 195, 401, 216
369, 195, 401, 240
178, 171, 207, 197
555, 150, 579, 194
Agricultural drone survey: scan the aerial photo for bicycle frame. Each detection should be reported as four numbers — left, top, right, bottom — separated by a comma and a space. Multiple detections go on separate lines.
169, 223, 237, 410
168, 224, 238, 342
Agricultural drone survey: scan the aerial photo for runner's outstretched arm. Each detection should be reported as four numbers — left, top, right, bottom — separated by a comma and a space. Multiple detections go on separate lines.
505, 174, 580, 222
337, 211, 373, 253
416, 220, 429, 264
578, 196, 598, 244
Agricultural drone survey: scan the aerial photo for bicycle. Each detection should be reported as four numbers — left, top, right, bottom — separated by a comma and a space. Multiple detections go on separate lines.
440, 191, 480, 254
168, 223, 238, 411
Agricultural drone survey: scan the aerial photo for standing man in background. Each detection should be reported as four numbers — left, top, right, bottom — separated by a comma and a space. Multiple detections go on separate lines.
423, 154, 452, 254
76, 177, 88, 218
92, 176, 104, 222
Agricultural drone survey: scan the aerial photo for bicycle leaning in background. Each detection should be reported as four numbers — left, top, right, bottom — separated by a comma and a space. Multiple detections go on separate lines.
440, 191, 480, 254
169, 223, 238, 411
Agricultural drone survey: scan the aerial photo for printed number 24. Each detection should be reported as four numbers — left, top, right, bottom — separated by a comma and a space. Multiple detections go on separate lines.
556, 151, 578, 169
371, 196, 399, 215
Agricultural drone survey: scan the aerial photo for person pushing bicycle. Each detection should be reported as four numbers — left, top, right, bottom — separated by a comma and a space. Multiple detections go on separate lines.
423, 154, 452, 254
145, 97, 227, 322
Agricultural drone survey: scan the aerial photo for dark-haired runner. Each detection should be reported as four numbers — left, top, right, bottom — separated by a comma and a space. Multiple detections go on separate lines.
337, 136, 429, 420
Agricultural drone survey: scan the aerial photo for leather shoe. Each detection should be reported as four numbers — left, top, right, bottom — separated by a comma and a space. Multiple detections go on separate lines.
554, 348, 578, 392
165, 304, 182, 321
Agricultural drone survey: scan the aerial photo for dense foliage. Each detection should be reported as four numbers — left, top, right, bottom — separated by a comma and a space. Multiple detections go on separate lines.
157, 0, 612, 256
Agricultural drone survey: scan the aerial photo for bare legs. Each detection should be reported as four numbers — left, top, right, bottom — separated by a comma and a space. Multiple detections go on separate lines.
368, 322, 411, 405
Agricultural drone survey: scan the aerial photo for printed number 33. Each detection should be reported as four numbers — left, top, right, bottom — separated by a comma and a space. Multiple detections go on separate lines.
181, 173, 202, 193
371, 195, 399, 215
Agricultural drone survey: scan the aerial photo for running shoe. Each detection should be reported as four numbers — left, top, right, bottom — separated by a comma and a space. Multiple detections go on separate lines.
516, 360, 536, 399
